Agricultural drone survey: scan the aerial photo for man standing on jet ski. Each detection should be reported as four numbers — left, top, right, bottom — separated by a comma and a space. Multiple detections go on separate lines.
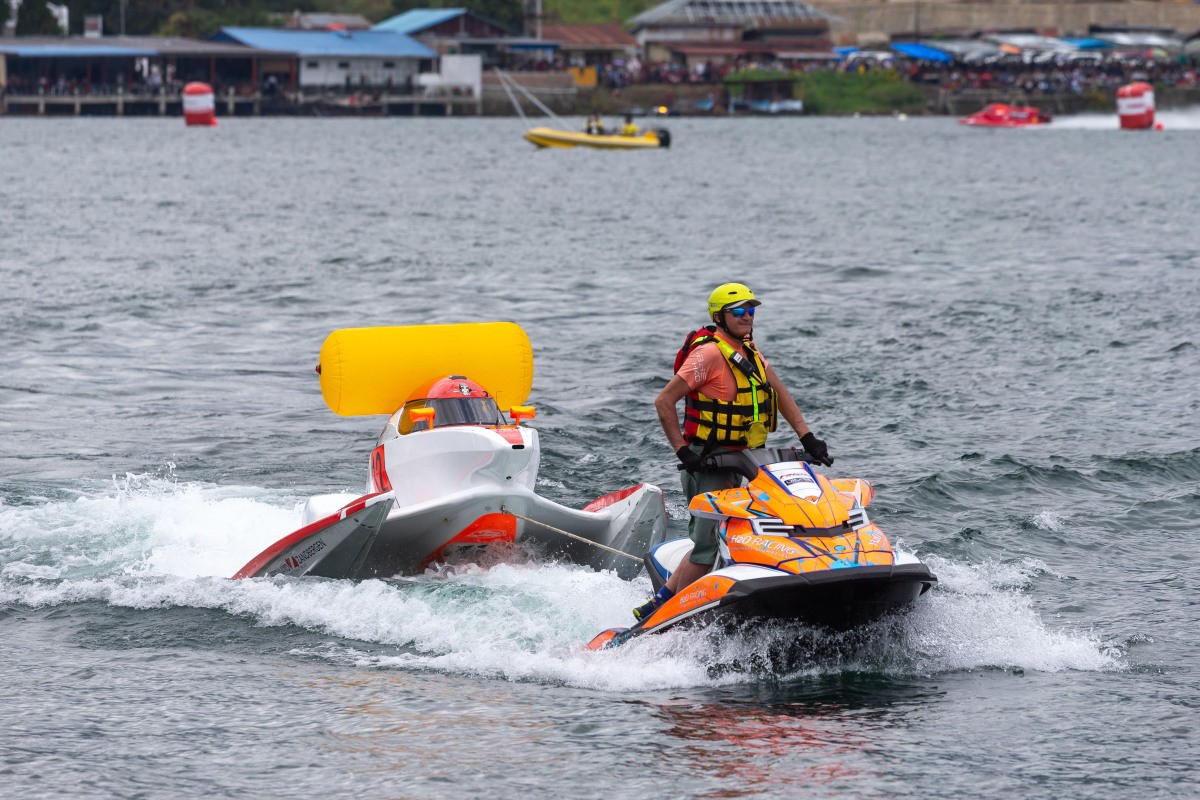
635, 282, 833, 620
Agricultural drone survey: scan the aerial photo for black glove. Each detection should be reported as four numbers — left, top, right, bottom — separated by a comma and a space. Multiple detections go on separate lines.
675, 445, 705, 472
800, 432, 833, 466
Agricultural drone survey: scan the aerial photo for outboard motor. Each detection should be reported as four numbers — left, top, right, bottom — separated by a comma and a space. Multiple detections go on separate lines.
654, 128, 671, 148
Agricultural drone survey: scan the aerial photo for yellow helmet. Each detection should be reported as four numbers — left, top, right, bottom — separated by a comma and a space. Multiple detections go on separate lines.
707, 283, 761, 316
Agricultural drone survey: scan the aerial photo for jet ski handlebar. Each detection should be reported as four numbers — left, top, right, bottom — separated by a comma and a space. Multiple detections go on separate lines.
694, 446, 819, 481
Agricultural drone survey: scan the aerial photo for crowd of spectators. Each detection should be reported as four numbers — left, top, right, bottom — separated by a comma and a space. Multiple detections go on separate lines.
522, 48, 1200, 97
1, 62, 193, 98
907, 54, 1199, 94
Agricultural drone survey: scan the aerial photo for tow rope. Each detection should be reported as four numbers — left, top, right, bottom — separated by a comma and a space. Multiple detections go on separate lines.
500, 508, 643, 563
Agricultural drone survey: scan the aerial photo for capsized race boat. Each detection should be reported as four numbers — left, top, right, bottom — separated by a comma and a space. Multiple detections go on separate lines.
958, 103, 1051, 127
524, 127, 671, 149
586, 448, 936, 650
233, 323, 667, 581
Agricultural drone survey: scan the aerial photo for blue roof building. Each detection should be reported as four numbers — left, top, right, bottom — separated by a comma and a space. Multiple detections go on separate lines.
371, 8, 554, 65
215, 28, 435, 59
0, 36, 292, 99
214, 28, 436, 88
372, 9, 519, 39
0, 43, 159, 58
372, 9, 476, 36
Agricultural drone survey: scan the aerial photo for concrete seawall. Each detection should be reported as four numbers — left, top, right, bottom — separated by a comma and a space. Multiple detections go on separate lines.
4, 79, 1197, 119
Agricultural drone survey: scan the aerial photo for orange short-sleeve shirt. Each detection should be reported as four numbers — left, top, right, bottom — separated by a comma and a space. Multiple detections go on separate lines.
676, 330, 769, 402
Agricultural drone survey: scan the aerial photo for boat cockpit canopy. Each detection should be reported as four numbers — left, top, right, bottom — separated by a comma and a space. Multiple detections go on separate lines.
378, 397, 508, 444
402, 397, 506, 432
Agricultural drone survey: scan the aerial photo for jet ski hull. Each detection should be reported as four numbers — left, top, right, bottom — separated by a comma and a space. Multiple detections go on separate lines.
715, 563, 936, 629
585, 448, 940, 651
587, 561, 936, 650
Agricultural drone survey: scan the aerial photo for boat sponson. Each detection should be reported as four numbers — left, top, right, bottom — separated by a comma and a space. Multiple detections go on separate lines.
236, 496, 394, 579
351, 483, 665, 580
717, 563, 937, 630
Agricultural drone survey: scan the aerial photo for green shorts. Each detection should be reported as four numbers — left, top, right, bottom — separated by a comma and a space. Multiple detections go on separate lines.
681, 450, 742, 566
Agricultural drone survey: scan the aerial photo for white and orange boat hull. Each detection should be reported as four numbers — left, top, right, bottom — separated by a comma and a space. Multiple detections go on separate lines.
234, 323, 667, 581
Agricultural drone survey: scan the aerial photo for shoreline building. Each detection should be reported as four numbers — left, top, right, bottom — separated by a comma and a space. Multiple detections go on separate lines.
542, 23, 643, 71
0, 35, 290, 100
372, 8, 553, 67
627, 0, 839, 68
213, 28, 436, 92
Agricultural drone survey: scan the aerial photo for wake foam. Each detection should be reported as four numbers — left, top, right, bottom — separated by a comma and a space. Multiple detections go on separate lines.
0, 474, 1122, 690
1049, 108, 1200, 131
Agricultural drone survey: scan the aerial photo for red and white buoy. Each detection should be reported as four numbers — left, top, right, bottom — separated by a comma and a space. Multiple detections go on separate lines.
182, 82, 218, 127
1116, 82, 1155, 130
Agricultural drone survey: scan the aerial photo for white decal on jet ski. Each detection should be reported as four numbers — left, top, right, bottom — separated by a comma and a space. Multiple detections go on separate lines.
768, 462, 821, 499
727, 533, 799, 553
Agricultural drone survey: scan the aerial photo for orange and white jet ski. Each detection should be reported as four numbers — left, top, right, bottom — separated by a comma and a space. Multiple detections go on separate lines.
233, 323, 666, 581
585, 448, 936, 650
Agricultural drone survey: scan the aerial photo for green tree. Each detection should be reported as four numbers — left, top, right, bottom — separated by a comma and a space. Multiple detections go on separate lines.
157, 7, 271, 39
60, 0, 304, 36
16, 0, 64, 34
537, 0, 648, 25
1, 1, 9, 31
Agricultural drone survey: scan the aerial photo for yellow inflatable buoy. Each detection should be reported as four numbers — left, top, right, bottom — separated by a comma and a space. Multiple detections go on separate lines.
317, 322, 534, 416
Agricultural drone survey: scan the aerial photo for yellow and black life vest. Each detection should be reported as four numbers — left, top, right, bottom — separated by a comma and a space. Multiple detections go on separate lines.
681, 331, 777, 449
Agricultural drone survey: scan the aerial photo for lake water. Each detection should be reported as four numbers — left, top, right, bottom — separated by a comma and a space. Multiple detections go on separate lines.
1, 113, 1198, 798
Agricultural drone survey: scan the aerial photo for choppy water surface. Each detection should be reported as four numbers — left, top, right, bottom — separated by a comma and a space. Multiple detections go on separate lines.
1, 115, 1198, 798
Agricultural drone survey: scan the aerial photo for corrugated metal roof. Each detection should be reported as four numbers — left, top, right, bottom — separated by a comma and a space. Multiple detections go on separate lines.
629, 0, 835, 30
667, 40, 831, 57
985, 34, 1077, 53
104, 36, 273, 55
372, 9, 467, 35
0, 35, 283, 57
539, 24, 636, 48
1096, 31, 1182, 50
0, 43, 158, 57
289, 13, 373, 30
215, 28, 436, 58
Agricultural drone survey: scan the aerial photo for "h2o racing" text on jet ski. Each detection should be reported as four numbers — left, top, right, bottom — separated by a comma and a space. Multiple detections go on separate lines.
586, 447, 936, 650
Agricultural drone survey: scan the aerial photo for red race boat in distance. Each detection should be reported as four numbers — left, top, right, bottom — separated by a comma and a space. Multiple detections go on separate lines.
959, 103, 1051, 127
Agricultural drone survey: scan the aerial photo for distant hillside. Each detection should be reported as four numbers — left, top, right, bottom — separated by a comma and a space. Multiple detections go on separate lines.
40, 0, 1200, 41
45, 0, 659, 39
540, 0, 658, 26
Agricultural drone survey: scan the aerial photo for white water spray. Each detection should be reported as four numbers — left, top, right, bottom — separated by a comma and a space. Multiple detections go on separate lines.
0, 475, 1122, 690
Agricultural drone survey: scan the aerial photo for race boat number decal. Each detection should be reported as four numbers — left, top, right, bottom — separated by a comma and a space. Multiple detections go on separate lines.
370, 446, 392, 491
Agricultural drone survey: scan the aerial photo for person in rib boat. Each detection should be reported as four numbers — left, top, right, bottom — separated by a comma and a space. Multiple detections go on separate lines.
635, 282, 834, 621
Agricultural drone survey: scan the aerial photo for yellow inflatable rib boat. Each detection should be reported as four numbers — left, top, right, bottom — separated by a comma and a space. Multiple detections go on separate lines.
524, 126, 671, 149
